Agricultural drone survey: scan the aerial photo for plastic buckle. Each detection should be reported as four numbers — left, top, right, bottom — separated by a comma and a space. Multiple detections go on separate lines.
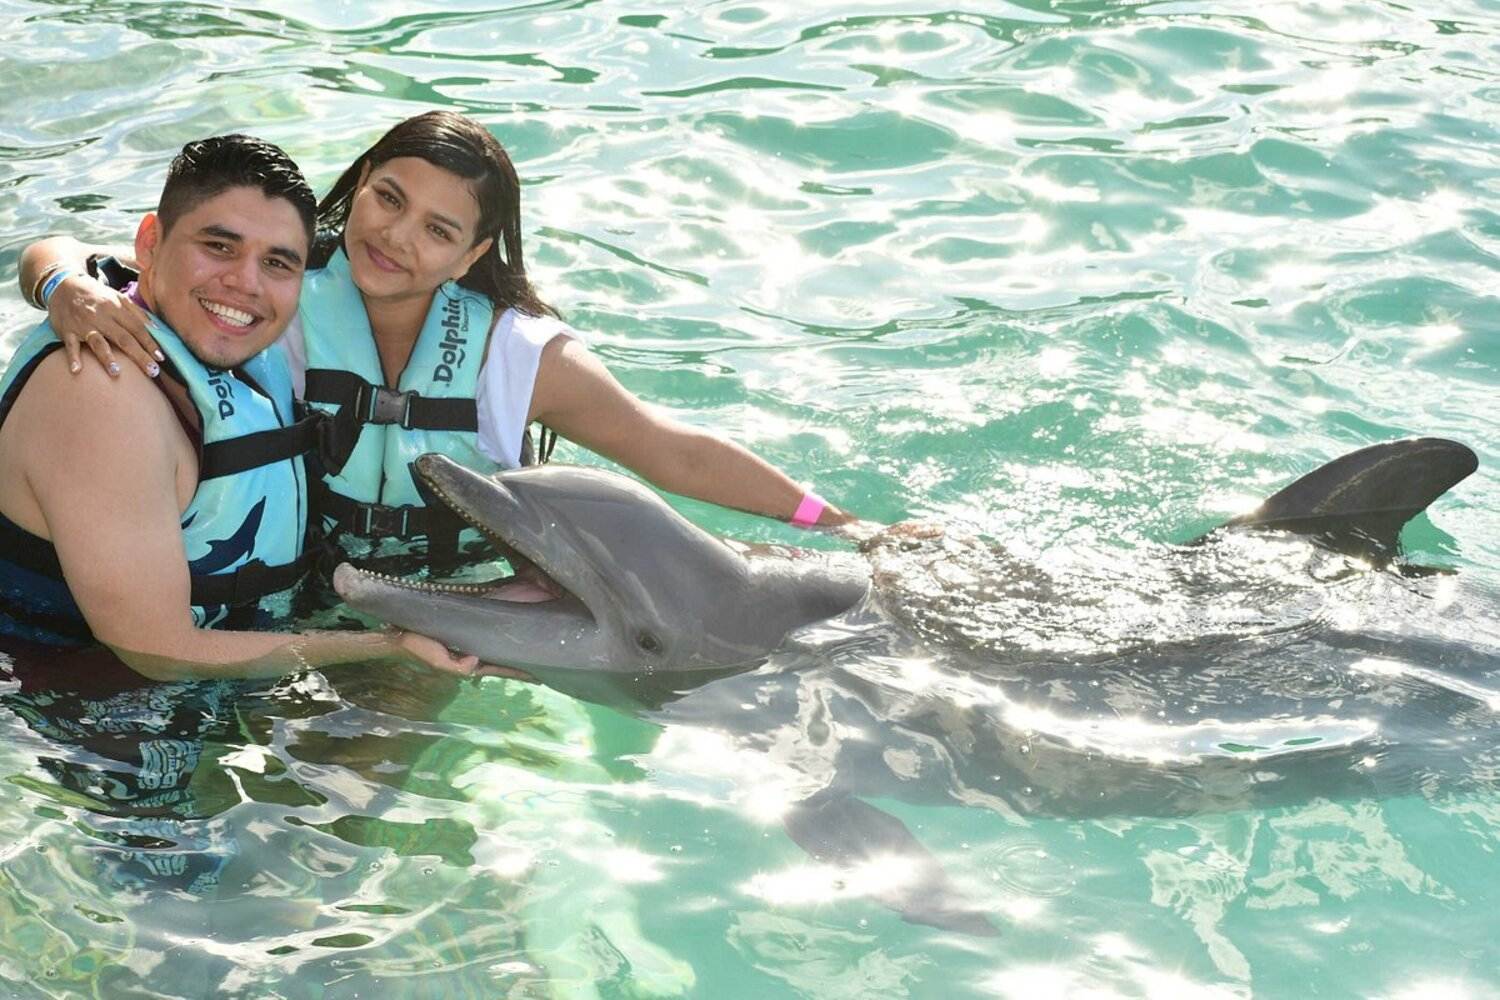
366, 386, 416, 428
355, 505, 415, 538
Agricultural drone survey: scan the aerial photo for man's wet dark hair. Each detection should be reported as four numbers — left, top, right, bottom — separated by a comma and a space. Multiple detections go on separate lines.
315, 111, 556, 318
157, 134, 316, 245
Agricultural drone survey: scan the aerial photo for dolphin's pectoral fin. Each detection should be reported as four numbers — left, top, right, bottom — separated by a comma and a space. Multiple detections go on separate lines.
1205, 437, 1477, 559
781, 791, 999, 937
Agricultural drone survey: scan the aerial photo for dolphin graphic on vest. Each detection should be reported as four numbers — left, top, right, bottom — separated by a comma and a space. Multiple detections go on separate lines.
187, 499, 266, 577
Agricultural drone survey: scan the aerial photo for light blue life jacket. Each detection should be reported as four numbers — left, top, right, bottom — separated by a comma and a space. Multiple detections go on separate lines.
299, 248, 507, 560
0, 313, 314, 638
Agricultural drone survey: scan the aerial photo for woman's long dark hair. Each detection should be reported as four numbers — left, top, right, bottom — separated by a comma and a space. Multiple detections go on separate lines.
314, 111, 557, 319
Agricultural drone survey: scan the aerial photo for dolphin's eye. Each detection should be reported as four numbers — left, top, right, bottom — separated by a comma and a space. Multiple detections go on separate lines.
637, 632, 662, 654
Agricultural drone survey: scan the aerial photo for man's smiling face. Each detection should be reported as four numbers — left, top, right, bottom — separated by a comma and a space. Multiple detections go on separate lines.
135, 185, 308, 369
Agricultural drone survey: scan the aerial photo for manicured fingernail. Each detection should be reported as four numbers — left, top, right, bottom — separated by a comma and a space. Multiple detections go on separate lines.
107, 362, 120, 376
69, 361, 81, 374
153, 350, 165, 361
146, 361, 160, 378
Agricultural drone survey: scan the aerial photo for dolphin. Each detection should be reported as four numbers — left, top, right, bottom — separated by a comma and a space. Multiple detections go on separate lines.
336, 439, 1477, 682
186, 498, 266, 576
334, 456, 871, 704
334, 439, 1489, 936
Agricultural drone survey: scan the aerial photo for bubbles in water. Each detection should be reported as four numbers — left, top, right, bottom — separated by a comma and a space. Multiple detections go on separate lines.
983, 839, 1076, 899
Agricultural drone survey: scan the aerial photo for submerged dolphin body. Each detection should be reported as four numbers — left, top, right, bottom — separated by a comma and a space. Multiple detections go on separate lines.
336, 439, 1492, 936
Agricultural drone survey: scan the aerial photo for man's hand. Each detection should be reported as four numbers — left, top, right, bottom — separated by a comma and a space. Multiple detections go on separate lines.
393, 629, 479, 675
392, 629, 536, 682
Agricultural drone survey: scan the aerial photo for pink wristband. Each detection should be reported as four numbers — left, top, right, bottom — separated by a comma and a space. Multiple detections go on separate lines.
790, 492, 826, 528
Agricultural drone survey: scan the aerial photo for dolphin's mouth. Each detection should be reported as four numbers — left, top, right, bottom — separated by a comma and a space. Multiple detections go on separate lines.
336, 562, 563, 603
335, 458, 579, 610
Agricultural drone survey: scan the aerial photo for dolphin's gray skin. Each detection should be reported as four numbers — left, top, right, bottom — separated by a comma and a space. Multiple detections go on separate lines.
335, 440, 1491, 936
781, 790, 1003, 937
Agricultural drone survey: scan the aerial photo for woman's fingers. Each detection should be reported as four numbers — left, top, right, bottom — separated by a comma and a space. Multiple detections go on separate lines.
61, 330, 84, 375
121, 298, 164, 364
82, 330, 121, 377
70, 325, 158, 379
94, 299, 159, 377
48, 278, 163, 377
854, 519, 946, 554
105, 320, 161, 378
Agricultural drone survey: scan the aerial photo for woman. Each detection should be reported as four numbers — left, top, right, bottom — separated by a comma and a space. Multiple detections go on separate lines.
21, 111, 854, 573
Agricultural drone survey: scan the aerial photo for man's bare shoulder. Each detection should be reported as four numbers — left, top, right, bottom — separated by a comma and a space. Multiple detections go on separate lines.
0, 348, 187, 502
12, 349, 178, 441
0, 350, 174, 534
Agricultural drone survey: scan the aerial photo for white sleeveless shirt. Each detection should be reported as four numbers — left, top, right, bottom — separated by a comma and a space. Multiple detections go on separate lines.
280, 307, 575, 468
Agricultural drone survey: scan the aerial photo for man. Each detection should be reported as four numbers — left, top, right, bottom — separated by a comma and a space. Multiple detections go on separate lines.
0, 134, 473, 681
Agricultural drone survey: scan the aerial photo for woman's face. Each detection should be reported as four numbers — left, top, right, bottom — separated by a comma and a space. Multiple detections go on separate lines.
343, 155, 493, 304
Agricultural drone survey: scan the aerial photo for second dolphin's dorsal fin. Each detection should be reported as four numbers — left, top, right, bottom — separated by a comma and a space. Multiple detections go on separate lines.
1213, 437, 1477, 559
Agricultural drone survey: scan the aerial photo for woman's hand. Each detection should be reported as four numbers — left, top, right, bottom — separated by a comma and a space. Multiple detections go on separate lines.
851, 519, 946, 553
47, 276, 163, 379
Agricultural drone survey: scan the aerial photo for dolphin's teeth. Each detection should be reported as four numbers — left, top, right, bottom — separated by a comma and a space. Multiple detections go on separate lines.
423, 476, 503, 547
349, 475, 539, 598
354, 563, 501, 598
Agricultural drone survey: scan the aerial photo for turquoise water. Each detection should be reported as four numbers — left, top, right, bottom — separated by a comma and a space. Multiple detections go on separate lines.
2, 1, 1499, 996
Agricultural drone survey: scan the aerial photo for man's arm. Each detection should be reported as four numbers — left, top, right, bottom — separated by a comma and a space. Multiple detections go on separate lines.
5, 352, 469, 681
530, 336, 853, 527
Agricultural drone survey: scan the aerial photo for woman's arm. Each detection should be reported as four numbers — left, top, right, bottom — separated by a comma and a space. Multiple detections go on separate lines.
17, 236, 162, 378
529, 336, 853, 527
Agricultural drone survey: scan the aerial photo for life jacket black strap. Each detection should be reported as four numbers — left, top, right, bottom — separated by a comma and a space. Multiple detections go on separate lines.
88, 254, 139, 290
315, 484, 465, 542
199, 412, 327, 481
0, 514, 93, 643
305, 369, 478, 430
0, 512, 66, 580
157, 356, 318, 604
187, 551, 315, 608
305, 368, 480, 477
0, 511, 309, 611
0, 593, 95, 644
